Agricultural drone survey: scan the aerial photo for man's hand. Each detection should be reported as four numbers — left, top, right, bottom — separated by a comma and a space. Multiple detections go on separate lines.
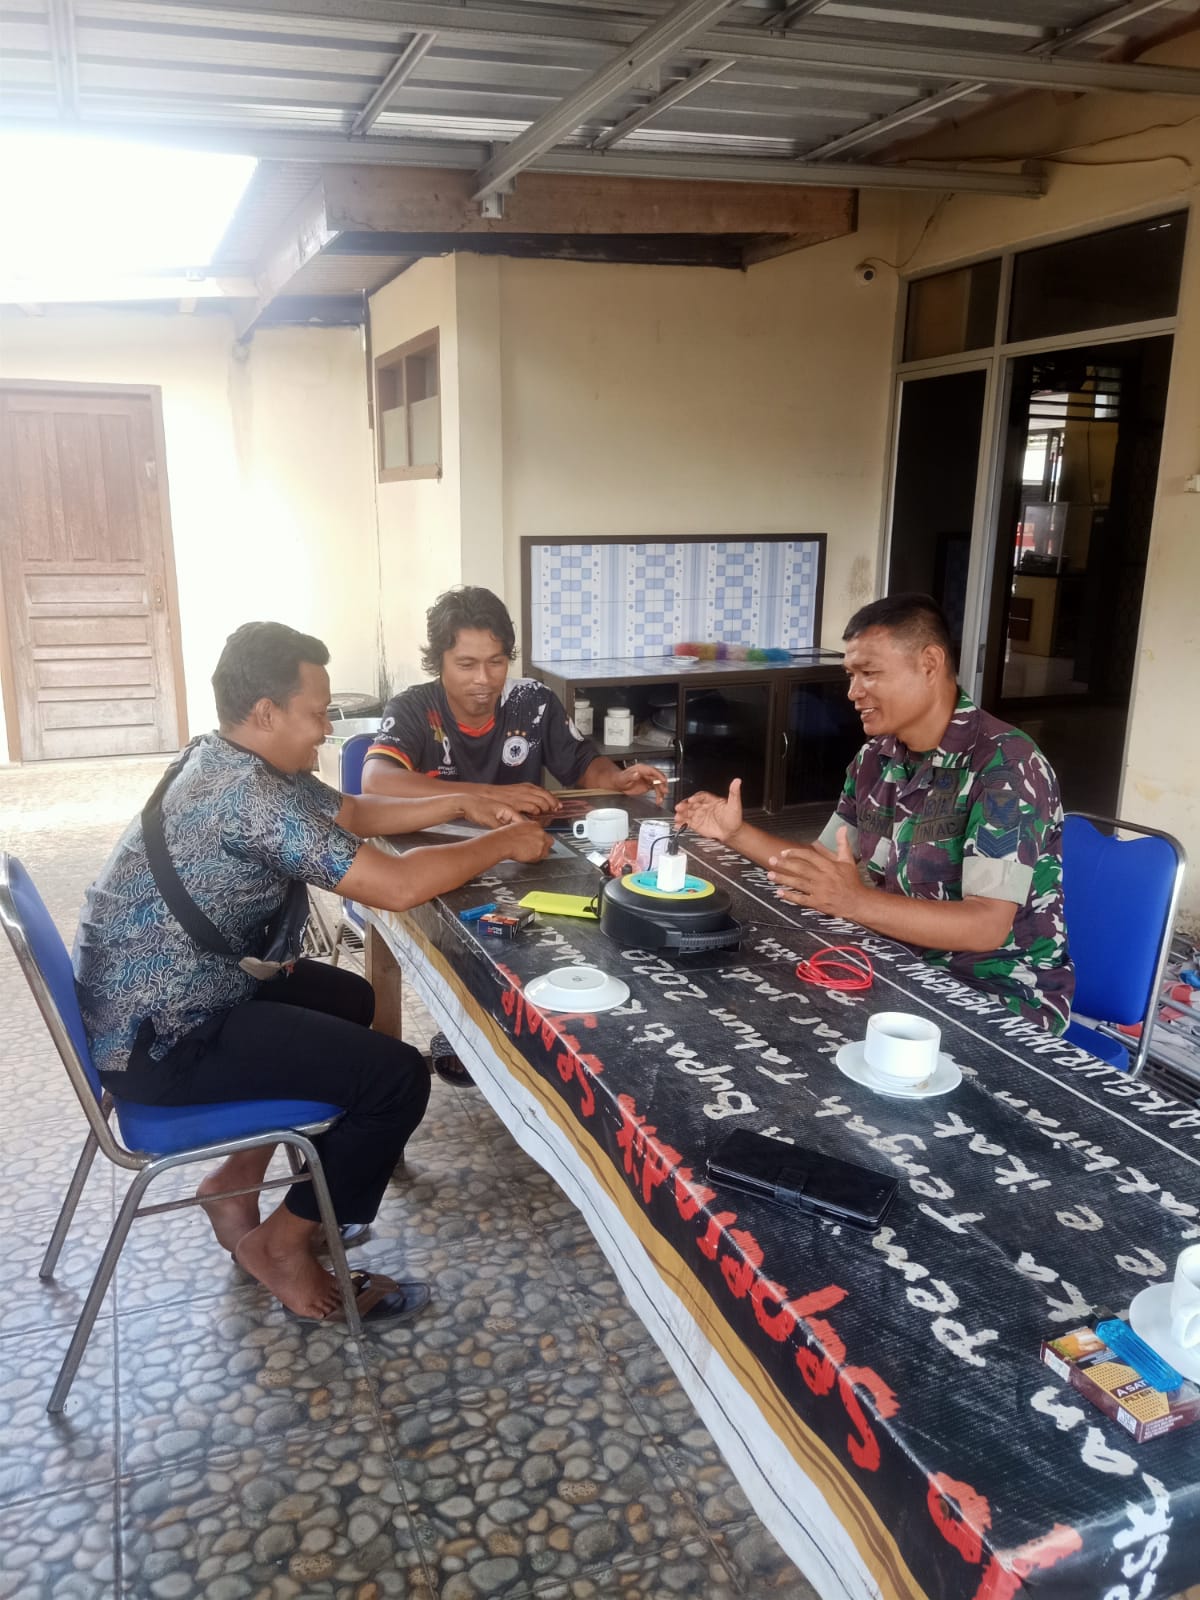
460, 793, 518, 829
496, 820, 554, 863
768, 827, 863, 917
611, 763, 669, 805
485, 782, 560, 818
674, 778, 743, 844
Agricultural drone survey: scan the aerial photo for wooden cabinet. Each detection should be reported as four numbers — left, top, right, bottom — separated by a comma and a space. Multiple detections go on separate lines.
533, 655, 861, 818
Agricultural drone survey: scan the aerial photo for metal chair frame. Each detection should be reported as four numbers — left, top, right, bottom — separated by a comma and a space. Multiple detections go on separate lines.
0, 855, 364, 1414
1065, 811, 1187, 1080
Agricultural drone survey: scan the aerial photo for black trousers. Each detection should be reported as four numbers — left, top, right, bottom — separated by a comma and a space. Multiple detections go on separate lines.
100, 961, 429, 1224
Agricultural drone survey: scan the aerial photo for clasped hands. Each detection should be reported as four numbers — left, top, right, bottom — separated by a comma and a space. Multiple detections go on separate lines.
674, 777, 865, 918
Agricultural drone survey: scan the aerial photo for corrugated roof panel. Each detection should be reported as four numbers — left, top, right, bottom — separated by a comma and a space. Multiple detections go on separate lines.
5, 1, 1197, 200
212, 159, 323, 262
287, 250, 411, 292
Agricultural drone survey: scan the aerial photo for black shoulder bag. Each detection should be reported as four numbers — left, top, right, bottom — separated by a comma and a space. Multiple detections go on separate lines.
141, 742, 310, 981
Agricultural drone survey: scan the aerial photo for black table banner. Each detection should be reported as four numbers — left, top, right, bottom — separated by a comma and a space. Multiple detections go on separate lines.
387, 829, 1200, 1600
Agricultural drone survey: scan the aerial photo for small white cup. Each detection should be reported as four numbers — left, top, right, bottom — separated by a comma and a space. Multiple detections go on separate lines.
863, 1012, 941, 1086
1170, 1243, 1200, 1350
572, 808, 629, 848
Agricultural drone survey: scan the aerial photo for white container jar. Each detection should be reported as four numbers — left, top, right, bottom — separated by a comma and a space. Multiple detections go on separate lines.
572, 696, 593, 736
603, 706, 634, 747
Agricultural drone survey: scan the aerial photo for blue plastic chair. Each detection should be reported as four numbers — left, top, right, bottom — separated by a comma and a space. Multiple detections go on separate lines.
0, 853, 366, 1412
339, 731, 375, 798
330, 732, 375, 962
1061, 813, 1186, 1078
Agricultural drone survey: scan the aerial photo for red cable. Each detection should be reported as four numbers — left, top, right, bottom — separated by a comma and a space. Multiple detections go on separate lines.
795, 945, 874, 992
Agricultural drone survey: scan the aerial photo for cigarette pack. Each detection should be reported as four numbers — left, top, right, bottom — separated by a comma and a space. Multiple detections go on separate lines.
477, 911, 532, 940
1040, 1326, 1200, 1442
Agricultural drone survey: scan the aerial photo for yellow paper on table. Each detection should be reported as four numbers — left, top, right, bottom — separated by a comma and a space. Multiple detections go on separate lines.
519, 891, 599, 920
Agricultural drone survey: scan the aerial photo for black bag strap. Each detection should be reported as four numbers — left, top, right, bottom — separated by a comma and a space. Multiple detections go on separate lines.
141, 743, 236, 959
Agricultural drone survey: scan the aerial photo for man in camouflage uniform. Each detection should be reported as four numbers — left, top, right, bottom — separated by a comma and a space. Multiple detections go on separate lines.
676, 593, 1074, 1033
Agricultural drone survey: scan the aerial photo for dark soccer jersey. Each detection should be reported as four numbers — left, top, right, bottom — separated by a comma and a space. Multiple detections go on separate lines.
365, 678, 599, 788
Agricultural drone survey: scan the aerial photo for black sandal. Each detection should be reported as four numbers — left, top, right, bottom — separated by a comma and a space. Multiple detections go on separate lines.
287, 1269, 432, 1325
430, 1032, 475, 1088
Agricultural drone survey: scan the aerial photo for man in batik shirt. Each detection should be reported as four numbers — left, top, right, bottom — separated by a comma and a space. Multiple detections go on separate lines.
676, 593, 1074, 1033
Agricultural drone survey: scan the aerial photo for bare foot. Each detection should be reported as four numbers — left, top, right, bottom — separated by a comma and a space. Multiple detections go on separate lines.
234, 1224, 343, 1320
197, 1172, 261, 1254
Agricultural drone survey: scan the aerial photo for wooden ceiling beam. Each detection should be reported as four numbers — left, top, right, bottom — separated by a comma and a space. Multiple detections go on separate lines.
320, 165, 856, 241
234, 162, 857, 322
237, 180, 340, 338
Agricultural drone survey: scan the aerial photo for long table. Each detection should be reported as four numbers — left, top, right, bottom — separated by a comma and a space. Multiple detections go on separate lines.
363, 826, 1200, 1600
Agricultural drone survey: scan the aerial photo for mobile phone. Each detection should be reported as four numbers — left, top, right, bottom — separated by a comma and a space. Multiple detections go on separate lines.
705, 1129, 898, 1231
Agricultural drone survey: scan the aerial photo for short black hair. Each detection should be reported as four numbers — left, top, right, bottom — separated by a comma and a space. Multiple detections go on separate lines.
212, 621, 329, 725
843, 593, 956, 669
422, 586, 517, 677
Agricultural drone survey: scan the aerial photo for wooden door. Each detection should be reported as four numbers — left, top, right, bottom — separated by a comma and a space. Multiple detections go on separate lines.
0, 384, 185, 760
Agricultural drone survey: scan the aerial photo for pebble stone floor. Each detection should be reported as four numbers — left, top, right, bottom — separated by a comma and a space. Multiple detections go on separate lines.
0, 754, 820, 1600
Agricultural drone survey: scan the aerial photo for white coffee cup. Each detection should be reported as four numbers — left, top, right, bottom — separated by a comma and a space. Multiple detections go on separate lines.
1170, 1243, 1200, 1349
573, 808, 629, 848
863, 1012, 941, 1085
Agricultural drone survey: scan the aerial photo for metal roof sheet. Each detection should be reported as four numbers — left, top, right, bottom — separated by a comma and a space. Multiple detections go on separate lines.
4, 0, 1197, 307
6, 0, 1196, 160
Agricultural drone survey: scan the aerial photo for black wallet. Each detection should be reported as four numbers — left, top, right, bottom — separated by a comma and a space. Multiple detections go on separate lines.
705, 1130, 898, 1231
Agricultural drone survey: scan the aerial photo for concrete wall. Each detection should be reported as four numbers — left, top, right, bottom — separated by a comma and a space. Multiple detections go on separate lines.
0, 312, 376, 749
367, 200, 903, 667
487, 196, 903, 651
368, 253, 462, 691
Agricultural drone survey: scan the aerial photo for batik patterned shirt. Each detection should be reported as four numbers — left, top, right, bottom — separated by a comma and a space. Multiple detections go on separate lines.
73, 734, 360, 1074
818, 693, 1074, 1032
366, 678, 598, 787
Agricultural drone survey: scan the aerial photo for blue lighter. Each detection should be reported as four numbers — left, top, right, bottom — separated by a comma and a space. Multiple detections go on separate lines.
1096, 1318, 1184, 1393
458, 902, 498, 923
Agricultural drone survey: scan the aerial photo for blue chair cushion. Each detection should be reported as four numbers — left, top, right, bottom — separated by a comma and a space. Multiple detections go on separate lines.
115, 1097, 343, 1157
1064, 1019, 1130, 1069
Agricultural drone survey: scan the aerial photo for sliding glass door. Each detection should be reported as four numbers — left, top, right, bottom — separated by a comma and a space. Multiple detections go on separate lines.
887, 368, 988, 662
982, 335, 1172, 814
885, 209, 1186, 814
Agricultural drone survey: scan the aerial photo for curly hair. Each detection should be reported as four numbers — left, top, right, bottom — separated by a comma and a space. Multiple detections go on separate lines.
421, 587, 517, 677
212, 621, 329, 724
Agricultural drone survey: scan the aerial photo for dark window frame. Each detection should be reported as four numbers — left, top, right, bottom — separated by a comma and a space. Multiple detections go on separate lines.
375, 329, 441, 483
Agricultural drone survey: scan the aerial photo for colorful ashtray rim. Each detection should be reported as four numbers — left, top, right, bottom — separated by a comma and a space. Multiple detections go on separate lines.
622, 871, 715, 900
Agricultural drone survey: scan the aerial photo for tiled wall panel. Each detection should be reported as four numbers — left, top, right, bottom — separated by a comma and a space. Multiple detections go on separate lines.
529, 538, 821, 662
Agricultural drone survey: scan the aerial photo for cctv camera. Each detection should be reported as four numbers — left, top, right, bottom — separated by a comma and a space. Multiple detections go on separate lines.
854, 262, 878, 286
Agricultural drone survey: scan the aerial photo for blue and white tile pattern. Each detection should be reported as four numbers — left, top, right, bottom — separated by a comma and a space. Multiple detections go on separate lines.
530, 539, 822, 662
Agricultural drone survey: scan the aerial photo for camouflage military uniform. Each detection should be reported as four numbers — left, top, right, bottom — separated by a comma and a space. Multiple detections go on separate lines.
818, 692, 1074, 1032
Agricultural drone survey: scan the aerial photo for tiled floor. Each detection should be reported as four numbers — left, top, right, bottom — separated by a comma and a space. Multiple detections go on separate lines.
0, 756, 818, 1600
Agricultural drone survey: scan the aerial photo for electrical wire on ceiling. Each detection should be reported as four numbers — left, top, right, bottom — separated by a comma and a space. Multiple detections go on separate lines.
922, 111, 1200, 179
858, 109, 1198, 278
860, 193, 953, 274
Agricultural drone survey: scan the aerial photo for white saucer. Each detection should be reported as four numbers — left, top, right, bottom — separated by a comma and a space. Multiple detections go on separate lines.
525, 965, 630, 1014
1129, 1283, 1200, 1385
835, 1040, 962, 1099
